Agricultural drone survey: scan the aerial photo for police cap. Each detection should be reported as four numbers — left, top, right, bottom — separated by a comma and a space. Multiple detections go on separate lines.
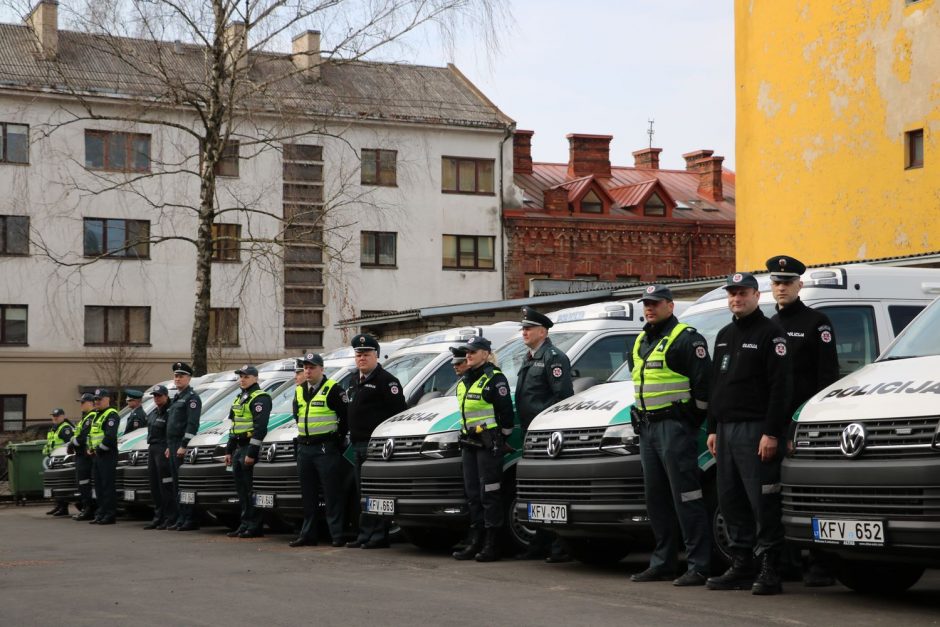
723, 272, 760, 291
93, 388, 111, 399
294, 359, 304, 373
521, 306, 553, 329
301, 352, 325, 366
351, 334, 380, 353
766, 255, 806, 281
50, 408, 65, 417
460, 336, 492, 352
449, 345, 468, 364
639, 284, 674, 303
172, 361, 194, 375
235, 364, 259, 376
151, 385, 169, 397
125, 389, 144, 400
77, 393, 95, 403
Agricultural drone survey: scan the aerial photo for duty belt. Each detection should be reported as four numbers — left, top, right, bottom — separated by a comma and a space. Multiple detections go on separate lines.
636, 406, 676, 422
297, 435, 333, 445
231, 433, 253, 445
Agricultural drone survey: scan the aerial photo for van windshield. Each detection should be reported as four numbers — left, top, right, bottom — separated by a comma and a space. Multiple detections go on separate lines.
496, 332, 586, 389
383, 352, 439, 387
880, 298, 940, 360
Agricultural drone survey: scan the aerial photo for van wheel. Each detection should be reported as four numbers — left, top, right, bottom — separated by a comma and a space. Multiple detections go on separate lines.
401, 527, 463, 552
835, 560, 924, 594
566, 538, 630, 565
503, 497, 537, 553
703, 475, 732, 572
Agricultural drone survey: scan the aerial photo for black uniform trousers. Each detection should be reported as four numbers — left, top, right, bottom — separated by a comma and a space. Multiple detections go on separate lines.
716, 421, 785, 558
296, 439, 345, 542
74, 453, 94, 511
92, 451, 118, 521
351, 441, 390, 543
166, 438, 192, 526
147, 443, 174, 524
638, 417, 711, 575
461, 442, 504, 529
232, 444, 263, 533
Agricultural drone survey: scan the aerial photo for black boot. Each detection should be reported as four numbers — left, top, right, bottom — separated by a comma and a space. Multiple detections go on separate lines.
752, 551, 783, 595
706, 553, 756, 590
453, 528, 483, 561
474, 528, 500, 562
73, 508, 95, 521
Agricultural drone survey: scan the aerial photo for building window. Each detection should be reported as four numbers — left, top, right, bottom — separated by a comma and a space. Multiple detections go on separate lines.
85, 130, 151, 172
83, 218, 150, 258
442, 157, 495, 194
211, 223, 241, 262
360, 231, 397, 267
361, 149, 397, 186
644, 192, 666, 216
580, 190, 603, 213
0, 305, 27, 345
215, 140, 240, 177
443, 234, 495, 270
209, 308, 239, 346
0, 395, 26, 431
0, 215, 28, 255
906, 129, 924, 169
0, 123, 28, 164
84, 306, 150, 345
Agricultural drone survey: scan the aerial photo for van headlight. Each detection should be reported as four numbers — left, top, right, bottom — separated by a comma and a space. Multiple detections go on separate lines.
599, 424, 639, 456
420, 431, 461, 459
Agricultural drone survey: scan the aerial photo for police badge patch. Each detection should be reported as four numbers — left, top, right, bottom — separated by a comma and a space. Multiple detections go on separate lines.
551, 366, 563, 378
498, 386, 508, 396
189, 400, 197, 409
820, 330, 832, 343
775, 342, 787, 356
254, 403, 262, 412
390, 385, 399, 395
695, 346, 707, 359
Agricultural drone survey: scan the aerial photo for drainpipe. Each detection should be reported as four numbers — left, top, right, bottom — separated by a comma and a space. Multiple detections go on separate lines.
498, 123, 515, 299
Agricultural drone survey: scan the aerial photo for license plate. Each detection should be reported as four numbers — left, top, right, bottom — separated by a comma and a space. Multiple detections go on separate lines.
812, 518, 884, 546
253, 493, 275, 509
179, 491, 196, 505
43, 488, 52, 498
365, 497, 395, 515
124, 490, 135, 502
527, 502, 568, 523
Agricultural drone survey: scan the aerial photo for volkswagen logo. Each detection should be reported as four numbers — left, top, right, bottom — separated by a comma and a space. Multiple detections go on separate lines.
185, 447, 198, 464
840, 423, 867, 458
264, 443, 277, 463
547, 431, 564, 458
130, 450, 139, 466
382, 438, 395, 461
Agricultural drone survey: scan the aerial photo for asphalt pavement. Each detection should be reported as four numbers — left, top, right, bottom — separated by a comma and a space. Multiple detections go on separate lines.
1, 505, 939, 626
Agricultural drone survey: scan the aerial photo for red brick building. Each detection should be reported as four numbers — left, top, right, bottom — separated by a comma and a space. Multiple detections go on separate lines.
504, 131, 736, 298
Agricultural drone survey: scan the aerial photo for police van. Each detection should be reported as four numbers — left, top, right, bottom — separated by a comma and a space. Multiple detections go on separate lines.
516, 265, 940, 565
782, 292, 940, 594
359, 301, 651, 552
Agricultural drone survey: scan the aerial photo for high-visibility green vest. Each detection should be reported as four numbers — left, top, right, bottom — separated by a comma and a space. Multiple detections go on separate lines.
231, 389, 269, 435
75, 410, 96, 451
632, 323, 692, 412
295, 380, 338, 437
457, 368, 501, 434
88, 407, 119, 449
44, 421, 71, 455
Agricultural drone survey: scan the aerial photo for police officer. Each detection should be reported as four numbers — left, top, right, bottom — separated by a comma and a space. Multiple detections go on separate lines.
69, 393, 97, 521
293, 359, 306, 387
705, 272, 792, 595
165, 362, 201, 531
627, 285, 712, 586
123, 389, 147, 435
514, 306, 574, 562
766, 255, 840, 587
143, 385, 174, 530
224, 365, 272, 538
88, 389, 120, 525
451, 336, 514, 562
450, 345, 470, 377
289, 352, 348, 547
44, 408, 74, 517
345, 334, 407, 549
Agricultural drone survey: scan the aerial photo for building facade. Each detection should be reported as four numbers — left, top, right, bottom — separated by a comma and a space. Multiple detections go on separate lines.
736, 0, 940, 269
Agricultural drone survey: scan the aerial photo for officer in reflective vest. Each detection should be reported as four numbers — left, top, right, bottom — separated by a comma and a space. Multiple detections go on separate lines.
628, 285, 713, 586
69, 393, 97, 521
143, 385, 174, 530
88, 388, 121, 525
452, 336, 514, 563
44, 408, 74, 516
166, 361, 202, 531
288, 352, 348, 547
123, 389, 147, 435
224, 365, 272, 538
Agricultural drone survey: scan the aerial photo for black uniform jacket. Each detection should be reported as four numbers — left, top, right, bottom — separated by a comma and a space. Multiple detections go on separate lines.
459, 363, 515, 432
707, 308, 793, 439
771, 298, 840, 412
292, 378, 349, 438
147, 403, 169, 446
514, 337, 574, 431
167, 386, 201, 446
124, 406, 147, 435
346, 364, 407, 443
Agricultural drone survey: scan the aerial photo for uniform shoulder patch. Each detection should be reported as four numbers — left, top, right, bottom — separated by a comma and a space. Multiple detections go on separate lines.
497, 385, 509, 397
773, 338, 787, 356
253, 403, 263, 412
106, 419, 115, 427
551, 366, 563, 378
695, 345, 707, 359
189, 400, 198, 409
390, 384, 400, 396
820, 329, 833, 343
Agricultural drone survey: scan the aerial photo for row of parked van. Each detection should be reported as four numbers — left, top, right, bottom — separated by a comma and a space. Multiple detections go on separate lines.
44, 264, 940, 593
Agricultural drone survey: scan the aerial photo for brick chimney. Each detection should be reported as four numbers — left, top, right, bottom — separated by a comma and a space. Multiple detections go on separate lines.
632, 147, 662, 170
682, 149, 714, 171
567, 133, 612, 178
513, 130, 534, 175
292, 30, 322, 81
543, 187, 569, 213
26, 0, 58, 60
224, 21, 248, 73
692, 155, 724, 201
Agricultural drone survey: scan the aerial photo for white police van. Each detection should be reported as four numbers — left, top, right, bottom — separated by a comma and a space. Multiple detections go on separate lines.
517, 265, 940, 565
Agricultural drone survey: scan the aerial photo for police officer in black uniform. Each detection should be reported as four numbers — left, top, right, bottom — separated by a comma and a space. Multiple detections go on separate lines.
45, 408, 74, 516
224, 365, 272, 538
123, 389, 147, 435
767, 255, 840, 587
289, 352, 349, 548
628, 285, 713, 586
69, 393, 97, 521
705, 272, 792, 595
88, 389, 120, 525
143, 385, 174, 530
514, 306, 574, 562
345, 334, 408, 549
166, 362, 202, 531
450, 345, 470, 377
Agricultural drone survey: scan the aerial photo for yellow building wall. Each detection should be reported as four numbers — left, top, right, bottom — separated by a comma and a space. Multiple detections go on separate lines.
735, 0, 940, 270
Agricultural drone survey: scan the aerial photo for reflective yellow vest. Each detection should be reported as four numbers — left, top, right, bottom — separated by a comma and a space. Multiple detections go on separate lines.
231, 389, 269, 435
88, 407, 119, 449
457, 368, 501, 434
632, 323, 693, 412
295, 380, 338, 437
44, 421, 71, 455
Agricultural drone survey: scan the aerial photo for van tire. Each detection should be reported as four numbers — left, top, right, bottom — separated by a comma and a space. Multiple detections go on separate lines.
565, 538, 630, 565
835, 560, 924, 594
401, 527, 463, 552
703, 473, 733, 572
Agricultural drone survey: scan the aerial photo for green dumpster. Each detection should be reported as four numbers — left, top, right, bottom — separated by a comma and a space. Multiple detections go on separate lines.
5, 440, 47, 500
